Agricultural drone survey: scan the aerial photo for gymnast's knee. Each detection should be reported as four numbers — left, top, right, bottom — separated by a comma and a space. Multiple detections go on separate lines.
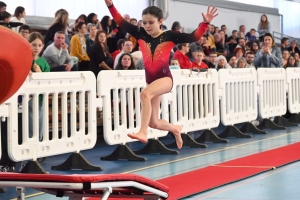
140, 90, 151, 102
149, 121, 159, 129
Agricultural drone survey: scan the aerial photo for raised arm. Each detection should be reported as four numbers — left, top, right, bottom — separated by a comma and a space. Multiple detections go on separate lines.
104, 0, 140, 38
171, 6, 218, 44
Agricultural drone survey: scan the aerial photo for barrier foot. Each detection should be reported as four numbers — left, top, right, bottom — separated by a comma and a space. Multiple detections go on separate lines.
20, 161, 48, 174
218, 125, 252, 138
101, 144, 146, 161
134, 139, 178, 154
165, 133, 207, 148
274, 116, 298, 127
239, 122, 267, 134
195, 129, 228, 143
288, 113, 300, 123
257, 118, 286, 130
51, 153, 103, 171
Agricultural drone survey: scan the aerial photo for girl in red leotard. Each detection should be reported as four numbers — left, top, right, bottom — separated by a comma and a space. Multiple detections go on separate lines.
104, 0, 218, 149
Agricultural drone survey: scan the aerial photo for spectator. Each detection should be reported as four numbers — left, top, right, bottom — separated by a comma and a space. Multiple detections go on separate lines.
294, 52, 300, 66
288, 40, 300, 55
251, 41, 260, 55
111, 39, 125, 62
228, 55, 237, 68
10, 6, 26, 33
0, 11, 23, 29
257, 14, 271, 42
101, 15, 117, 53
128, 18, 139, 52
113, 39, 133, 69
192, 50, 208, 69
0, 1, 6, 12
281, 37, 289, 52
18, 24, 30, 39
236, 57, 247, 68
226, 30, 238, 53
70, 22, 90, 71
190, 37, 204, 59
87, 13, 102, 30
245, 51, 255, 67
171, 21, 184, 33
215, 55, 231, 70
86, 24, 97, 57
245, 29, 257, 42
286, 55, 298, 68
138, 20, 143, 27
115, 53, 136, 70
221, 24, 228, 41
170, 58, 180, 67
69, 14, 87, 33
44, 10, 69, 47
254, 33, 282, 68
214, 26, 219, 33
239, 25, 246, 34
207, 52, 218, 68
238, 38, 246, 51
42, 31, 77, 72
234, 46, 245, 59
214, 32, 225, 54
209, 24, 215, 34
282, 49, 290, 67
173, 43, 192, 69
89, 30, 113, 77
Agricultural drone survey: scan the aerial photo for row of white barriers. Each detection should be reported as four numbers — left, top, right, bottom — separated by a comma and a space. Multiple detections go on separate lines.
0, 68, 300, 172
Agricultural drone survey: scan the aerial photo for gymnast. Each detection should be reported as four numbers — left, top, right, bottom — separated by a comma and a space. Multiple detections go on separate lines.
104, 0, 218, 149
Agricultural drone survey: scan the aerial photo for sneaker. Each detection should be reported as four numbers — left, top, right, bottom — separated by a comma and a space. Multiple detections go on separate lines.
6, 166, 15, 172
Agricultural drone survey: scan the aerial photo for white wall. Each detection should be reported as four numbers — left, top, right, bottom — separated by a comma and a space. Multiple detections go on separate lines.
225, 0, 275, 8
163, 1, 280, 36
6, 0, 149, 20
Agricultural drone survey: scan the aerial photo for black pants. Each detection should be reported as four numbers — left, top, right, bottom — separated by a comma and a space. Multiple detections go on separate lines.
78, 61, 90, 71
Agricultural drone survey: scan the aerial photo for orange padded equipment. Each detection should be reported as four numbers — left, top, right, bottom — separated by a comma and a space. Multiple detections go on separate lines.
0, 26, 32, 104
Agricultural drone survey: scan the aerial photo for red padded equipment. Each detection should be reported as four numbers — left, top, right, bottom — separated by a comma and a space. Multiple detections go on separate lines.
0, 26, 32, 104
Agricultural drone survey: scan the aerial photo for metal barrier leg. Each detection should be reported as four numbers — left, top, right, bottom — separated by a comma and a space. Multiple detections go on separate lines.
101, 187, 112, 200
101, 144, 146, 161
257, 118, 286, 130
288, 113, 300, 124
218, 125, 252, 138
165, 133, 207, 148
134, 139, 178, 155
16, 187, 25, 200
274, 116, 298, 127
195, 129, 228, 143
239, 122, 267, 134
51, 152, 103, 171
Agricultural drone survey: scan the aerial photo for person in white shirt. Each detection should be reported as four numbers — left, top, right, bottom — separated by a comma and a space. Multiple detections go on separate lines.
10, 6, 26, 33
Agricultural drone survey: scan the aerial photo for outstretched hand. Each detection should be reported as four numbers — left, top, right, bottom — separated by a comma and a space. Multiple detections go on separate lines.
104, 0, 113, 7
202, 6, 218, 23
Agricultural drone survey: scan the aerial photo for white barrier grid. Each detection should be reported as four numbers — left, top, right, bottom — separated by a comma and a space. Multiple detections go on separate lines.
3, 72, 97, 162
98, 70, 169, 145
286, 68, 300, 114
170, 69, 219, 133
257, 68, 286, 119
219, 68, 257, 126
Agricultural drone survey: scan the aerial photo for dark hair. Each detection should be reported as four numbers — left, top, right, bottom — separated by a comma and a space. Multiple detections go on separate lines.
282, 49, 289, 53
177, 43, 189, 50
0, 1, 6, 9
13, 6, 25, 17
246, 51, 255, 56
250, 28, 256, 32
101, 15, 112, 33
281, 37, 289, 44
0, 11, 10, 20
246, 42, 252, 48
75, 21, 86, 32
54, 31, 65, 37
232, 30, 238, 34
27, 32, 44, 44
87, 13, 97, 24
19, 24, 30, 32
264, 33, 276, 47
75, 14, 87, 24
221, 25, 226, 29
239, 25, 245, 30
130, 18, 137, 23
142, 6, 163, 21
251, 41, 260, 53
117, 39, 126, 50
115, 53, 136, 70
286, 55, 298, 67
171, 21, 181, 31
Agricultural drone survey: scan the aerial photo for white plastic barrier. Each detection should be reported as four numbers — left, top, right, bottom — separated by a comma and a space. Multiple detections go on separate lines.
257, 68, 287, 118
218, 68, 257, 125
97, 70, 170, 145
286, 68, 300, 114
170, 69, 220, 132
3, 72, 97, 162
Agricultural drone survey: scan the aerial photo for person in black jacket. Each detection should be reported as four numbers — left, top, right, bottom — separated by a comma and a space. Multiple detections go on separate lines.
0, 11, 22, 29
89, 30, 113, 78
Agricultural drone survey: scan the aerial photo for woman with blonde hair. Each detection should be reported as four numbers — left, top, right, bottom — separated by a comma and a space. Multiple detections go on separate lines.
257, 14, 271, 42
44, 10, 69, 47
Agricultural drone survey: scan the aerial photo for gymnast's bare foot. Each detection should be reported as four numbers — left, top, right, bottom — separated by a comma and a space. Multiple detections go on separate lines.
127, 132, 148, 143
172, 125, 183, 149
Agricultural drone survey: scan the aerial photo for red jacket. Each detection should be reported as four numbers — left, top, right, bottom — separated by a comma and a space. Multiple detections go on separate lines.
173, 50, 192, 69
192, 61, 208, 69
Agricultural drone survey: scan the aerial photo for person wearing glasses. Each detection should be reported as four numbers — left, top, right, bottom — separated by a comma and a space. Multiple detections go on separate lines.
113, 39, 133, 69
18, 24, 30, 39
173, 43, 192, 69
